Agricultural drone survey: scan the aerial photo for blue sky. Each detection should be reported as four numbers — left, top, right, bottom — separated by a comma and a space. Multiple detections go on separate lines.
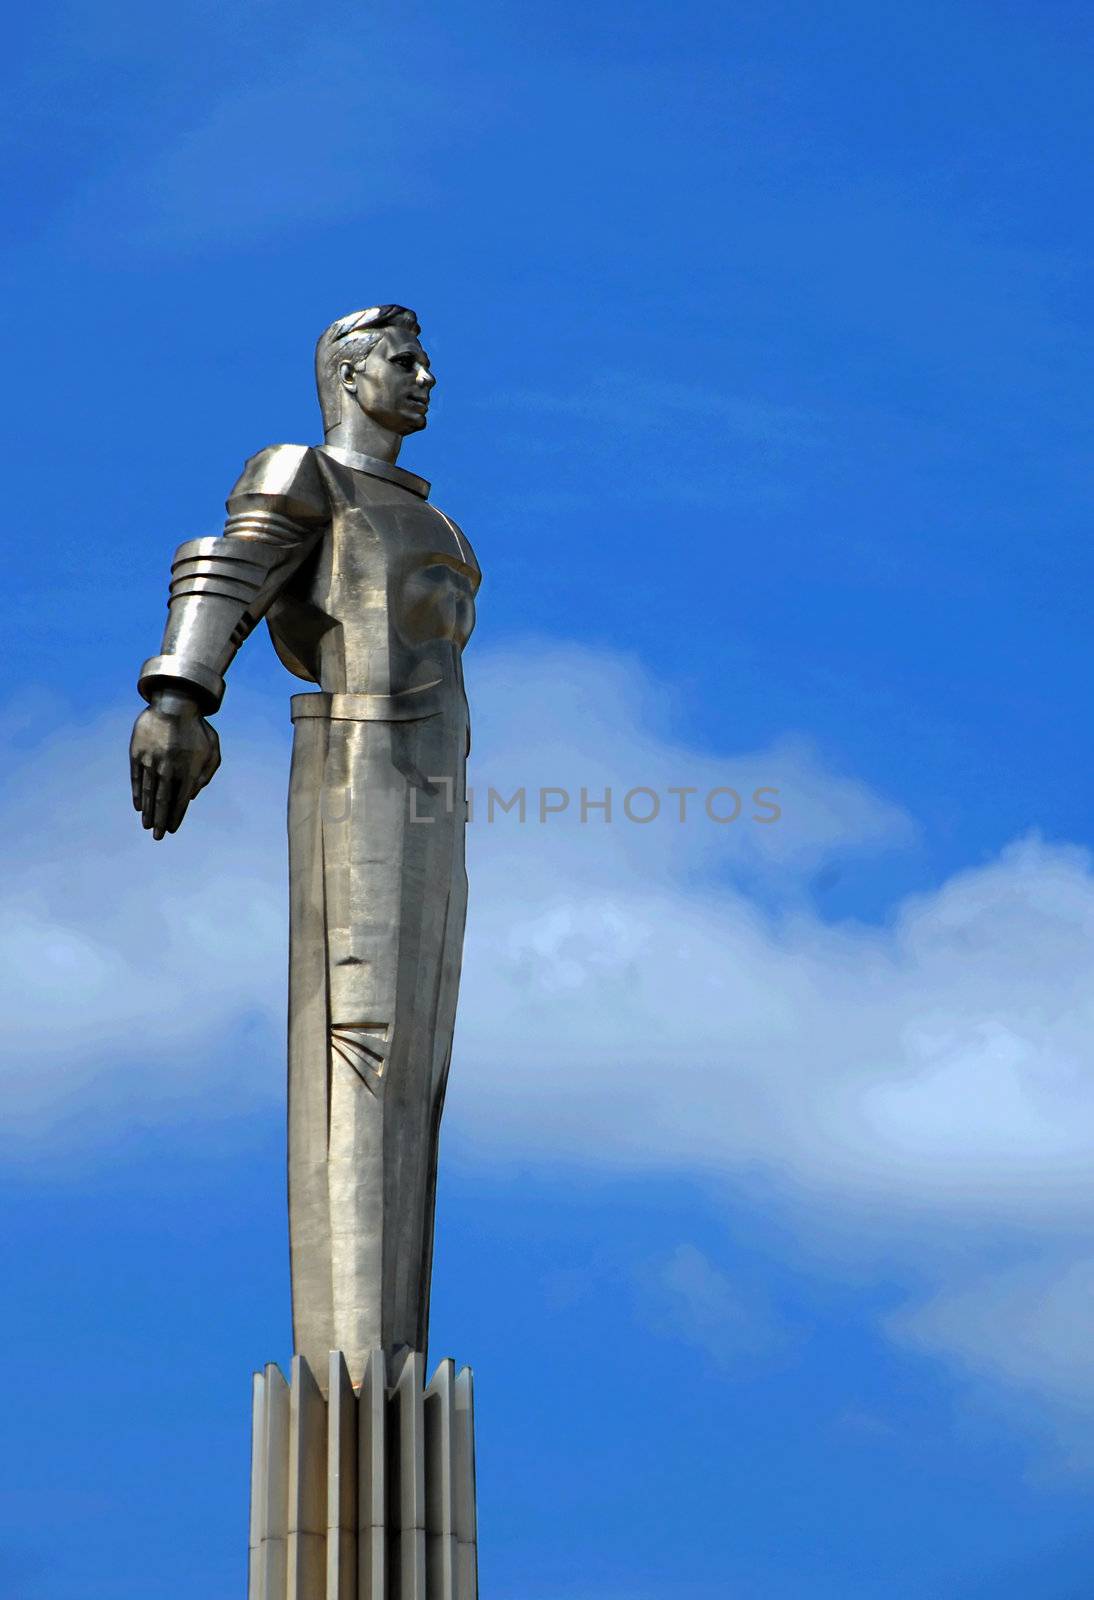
3, 0, 1094, 1594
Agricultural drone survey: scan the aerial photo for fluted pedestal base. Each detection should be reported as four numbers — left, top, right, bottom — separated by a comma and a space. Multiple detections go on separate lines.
248, 1349, 478, 1600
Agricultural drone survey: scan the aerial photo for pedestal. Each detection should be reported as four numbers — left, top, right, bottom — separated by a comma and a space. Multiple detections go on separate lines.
248, 1348, 478, 1600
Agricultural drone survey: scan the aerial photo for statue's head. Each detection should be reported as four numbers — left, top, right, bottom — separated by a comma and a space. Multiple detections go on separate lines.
315, 305, 435, 437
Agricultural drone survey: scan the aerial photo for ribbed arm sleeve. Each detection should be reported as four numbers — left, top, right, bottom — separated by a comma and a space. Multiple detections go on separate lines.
138, 444, 328, 713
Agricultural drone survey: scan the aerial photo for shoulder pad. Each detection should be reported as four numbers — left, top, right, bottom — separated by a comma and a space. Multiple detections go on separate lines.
226, 444, 329, 524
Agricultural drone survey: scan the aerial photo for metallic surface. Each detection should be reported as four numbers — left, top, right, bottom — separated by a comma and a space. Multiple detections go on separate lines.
248, 1349, 478, 1600
130, 307, 480, 1381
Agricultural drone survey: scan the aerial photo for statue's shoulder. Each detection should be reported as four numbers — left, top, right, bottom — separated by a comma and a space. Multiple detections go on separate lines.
226, 443, 329, 525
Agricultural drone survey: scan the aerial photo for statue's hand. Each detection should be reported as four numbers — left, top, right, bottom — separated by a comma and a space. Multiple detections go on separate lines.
129, 690, 221, 840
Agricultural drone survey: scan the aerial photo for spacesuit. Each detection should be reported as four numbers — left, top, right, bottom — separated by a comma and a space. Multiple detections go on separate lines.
138, 438, 480, 1384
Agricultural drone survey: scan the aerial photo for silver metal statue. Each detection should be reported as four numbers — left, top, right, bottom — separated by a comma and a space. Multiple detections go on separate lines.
130, 307, 480, 1389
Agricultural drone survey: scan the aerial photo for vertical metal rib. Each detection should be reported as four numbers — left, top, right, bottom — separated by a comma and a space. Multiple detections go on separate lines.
424, 1360, 458, 1600
250, 1346, 475, 1600
389, 1351, 427, 1600
260, 1363, 291, 1600
249, 1371, 268, 1600
453, 1367, 478, 1600
358, 1349, 387, 1600
327, 1353, 357, 1600
288, 1355, 328, 1600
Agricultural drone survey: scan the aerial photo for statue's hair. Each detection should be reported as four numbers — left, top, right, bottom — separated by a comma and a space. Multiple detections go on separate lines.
314, 305, 421, 431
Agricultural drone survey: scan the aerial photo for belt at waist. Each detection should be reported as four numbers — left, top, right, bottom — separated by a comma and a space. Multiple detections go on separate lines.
290, 683, 445, 723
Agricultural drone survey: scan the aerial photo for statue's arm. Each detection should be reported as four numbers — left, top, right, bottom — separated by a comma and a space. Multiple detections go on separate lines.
130, 444, 329, 839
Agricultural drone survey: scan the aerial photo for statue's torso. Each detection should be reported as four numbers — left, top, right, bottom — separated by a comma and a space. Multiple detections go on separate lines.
265, 449, 480, 701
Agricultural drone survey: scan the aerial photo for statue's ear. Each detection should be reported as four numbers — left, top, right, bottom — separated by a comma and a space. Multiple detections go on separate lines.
338, 360, 357, 394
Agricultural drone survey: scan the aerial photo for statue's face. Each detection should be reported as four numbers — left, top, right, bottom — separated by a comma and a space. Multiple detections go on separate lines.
345, 328, 436, 435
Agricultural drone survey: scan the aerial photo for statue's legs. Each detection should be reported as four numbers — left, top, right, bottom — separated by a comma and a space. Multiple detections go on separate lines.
286, 694, 468, 1388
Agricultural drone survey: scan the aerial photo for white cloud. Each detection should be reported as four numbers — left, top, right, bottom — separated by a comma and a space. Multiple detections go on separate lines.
457, 653, 1094, 1237
0, 694, 288, 1143
890, 1257, 1094, 1414
4, 642, 1094, 1441
633, 1244, 792, 1370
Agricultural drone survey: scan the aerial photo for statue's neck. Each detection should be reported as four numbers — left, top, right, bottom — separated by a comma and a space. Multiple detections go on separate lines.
324, 414, 403, 464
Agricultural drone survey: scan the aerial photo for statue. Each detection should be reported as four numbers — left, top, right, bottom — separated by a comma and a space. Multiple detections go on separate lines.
129, 306, 480, 1391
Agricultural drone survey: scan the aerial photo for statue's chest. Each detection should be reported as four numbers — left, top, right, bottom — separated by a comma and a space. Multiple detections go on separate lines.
326, 501, 478, 648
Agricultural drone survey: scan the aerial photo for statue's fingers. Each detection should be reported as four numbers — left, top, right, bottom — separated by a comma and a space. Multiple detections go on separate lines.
140, 764, 159, 830
166, 773, 192, 834
152, 769, 178, 841
130, 754, 144, 811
